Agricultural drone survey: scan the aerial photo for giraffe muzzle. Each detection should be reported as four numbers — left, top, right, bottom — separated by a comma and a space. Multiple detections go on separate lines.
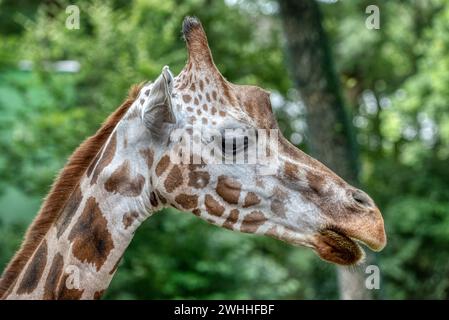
313, 207, 386, 265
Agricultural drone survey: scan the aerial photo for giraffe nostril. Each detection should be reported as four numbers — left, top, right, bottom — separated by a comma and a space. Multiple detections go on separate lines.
352, 189, 373, 208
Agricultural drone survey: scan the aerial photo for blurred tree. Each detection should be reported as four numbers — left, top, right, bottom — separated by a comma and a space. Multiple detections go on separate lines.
322, 0, 449, 298
278, 0, 370, 299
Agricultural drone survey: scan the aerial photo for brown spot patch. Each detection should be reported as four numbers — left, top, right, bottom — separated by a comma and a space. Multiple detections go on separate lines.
57, 272, 84, 299
188, 116, 196, 124
222, 81, 235, 104
202, 104, 208, 112
56, 185, 83, 238
156, 155, 170, 177
183, 95, 192, 103
175, 194, 198, 210
104, 160, 145, 197
122, 211, 139, 229
243, 192, 261, 208
192, 209, 201, 216
284, 161, 299, 180
196, 108, 202, 116
205, 194, 225, 217
165, 165, 183, 192
271, 199, 286, 218
212, 91, 217, 100
16, 240, 48, 295
219, 110, 226, 117
188, 171, 210, 189
89, 132, 117, 185
187, 106, 194, 112
223, 209, 240, 230
139, 148, 154, 170
194, 97, 199, 105
270, 187, 288, 218
211, 107, 217, 115
206, 92, 211, 102
68, 197, 114, 271
306, 170, 326, 195
178, 79, 188, 91
199, 79, 204, 91
43, 253, 64, 300
237, 85, 277, 129
94, 290, 105, 300
216, 175, 241, 204
241, 211, 267, 233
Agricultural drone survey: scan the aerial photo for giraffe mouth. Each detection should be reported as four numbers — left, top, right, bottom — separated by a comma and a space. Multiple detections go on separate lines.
312, 228, 365, 265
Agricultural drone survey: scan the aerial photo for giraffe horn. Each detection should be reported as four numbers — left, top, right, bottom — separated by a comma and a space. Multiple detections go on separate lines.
182, 16, 216, 69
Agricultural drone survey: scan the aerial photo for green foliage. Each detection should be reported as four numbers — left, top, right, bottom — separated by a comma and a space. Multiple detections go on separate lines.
381, 197, 449, 299
0, 71, 81, 192
323, 0, 449, 298
107, 209, 300, 299
0, 220, 27, 277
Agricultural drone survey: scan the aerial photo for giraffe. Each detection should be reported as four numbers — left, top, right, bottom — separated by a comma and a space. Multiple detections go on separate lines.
0, 17, 386, 300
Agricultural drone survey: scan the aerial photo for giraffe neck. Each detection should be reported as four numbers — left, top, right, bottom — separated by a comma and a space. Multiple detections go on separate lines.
5, 172, 160, 300
4, 108, 164, 299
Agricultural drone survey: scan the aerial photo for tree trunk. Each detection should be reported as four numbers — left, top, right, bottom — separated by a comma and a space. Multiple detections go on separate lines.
278, 0, 371, 300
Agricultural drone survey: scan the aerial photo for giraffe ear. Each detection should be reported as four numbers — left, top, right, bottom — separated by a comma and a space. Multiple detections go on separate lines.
142, 66, 176, 137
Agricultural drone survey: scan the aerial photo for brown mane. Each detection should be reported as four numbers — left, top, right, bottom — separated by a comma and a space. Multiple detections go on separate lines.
0, 83, 143, 298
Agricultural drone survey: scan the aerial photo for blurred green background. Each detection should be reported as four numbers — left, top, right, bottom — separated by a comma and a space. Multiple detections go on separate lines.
1, 0, 449, 299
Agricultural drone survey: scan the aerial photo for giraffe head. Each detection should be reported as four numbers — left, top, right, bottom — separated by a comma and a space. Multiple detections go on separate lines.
131, 17, 386, 266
